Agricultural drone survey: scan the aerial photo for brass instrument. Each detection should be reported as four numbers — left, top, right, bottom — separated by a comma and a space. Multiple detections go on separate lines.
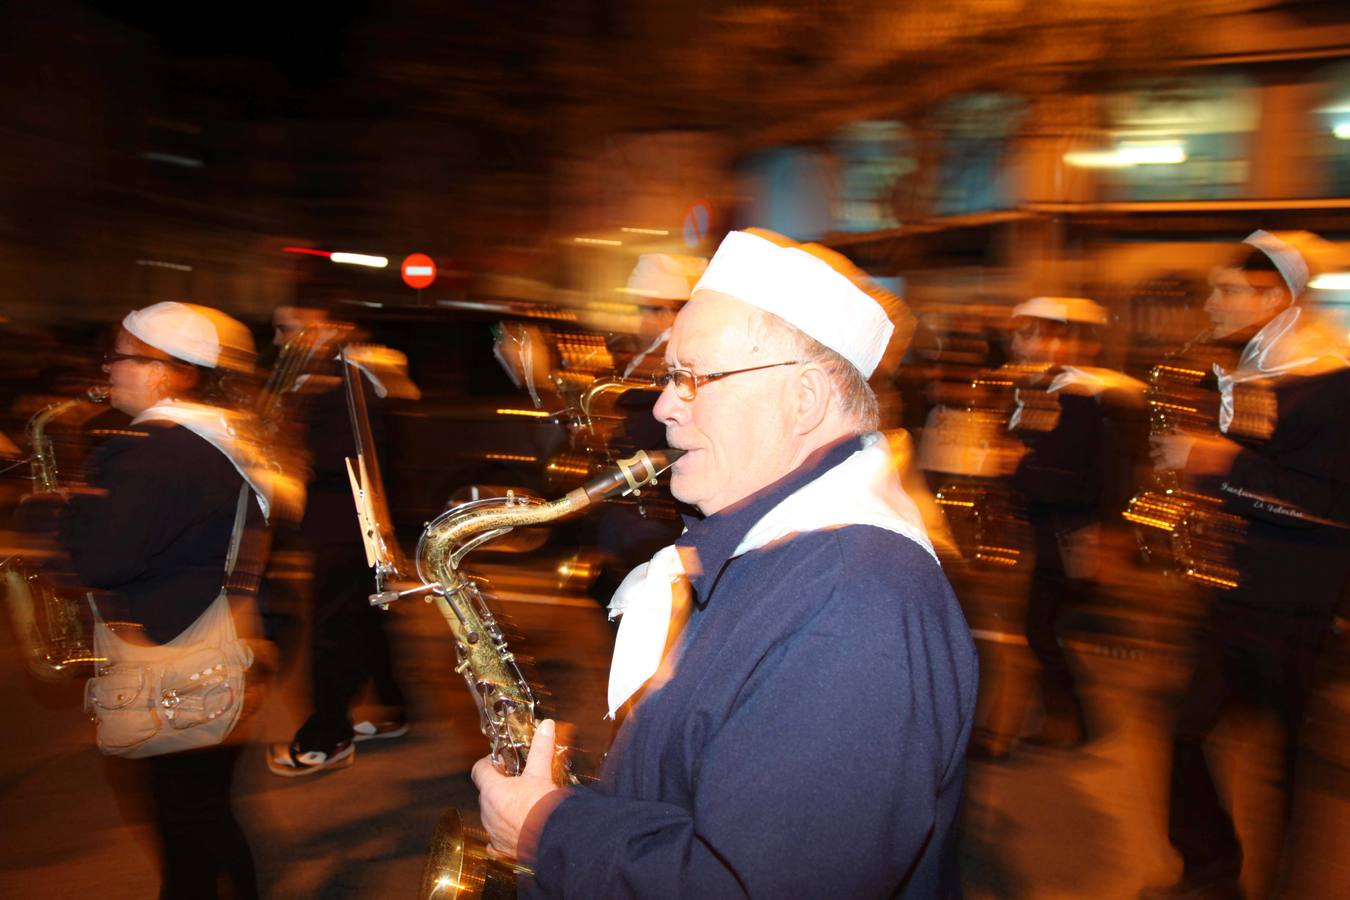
376, 449, 682, 900
2, 389, 107, 679
576, 375, 655, 435
559, 375, 677, 521
258, 322, 354, 427
1123, 333, 1243, 589
930, 364, 1045, 568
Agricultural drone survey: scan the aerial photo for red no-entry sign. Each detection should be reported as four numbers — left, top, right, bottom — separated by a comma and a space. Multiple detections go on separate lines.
401, 253, 437, 289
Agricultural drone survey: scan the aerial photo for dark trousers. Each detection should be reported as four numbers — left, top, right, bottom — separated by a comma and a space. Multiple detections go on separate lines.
1024, 520, 1086, 733
298, 543, 404, 750
145, 745, 257, 900
1165, 605, 1325, 879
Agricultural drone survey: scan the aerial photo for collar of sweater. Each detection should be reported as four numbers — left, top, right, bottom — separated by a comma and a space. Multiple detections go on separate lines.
134, 400, 276, 519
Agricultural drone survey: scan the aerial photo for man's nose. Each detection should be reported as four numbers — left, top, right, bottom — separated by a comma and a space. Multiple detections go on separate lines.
652, 382, 683, 423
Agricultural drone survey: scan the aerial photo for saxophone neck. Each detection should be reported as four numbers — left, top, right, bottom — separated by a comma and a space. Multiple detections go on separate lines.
577, 376, 657, 418
418, 449, 685, 584
26, 392, 106, 494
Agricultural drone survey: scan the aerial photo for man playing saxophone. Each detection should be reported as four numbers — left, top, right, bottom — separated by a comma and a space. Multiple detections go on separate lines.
473, 229, 979, 898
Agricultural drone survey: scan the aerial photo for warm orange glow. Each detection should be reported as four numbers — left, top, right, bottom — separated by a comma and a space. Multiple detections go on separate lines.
495, 409, 552, 418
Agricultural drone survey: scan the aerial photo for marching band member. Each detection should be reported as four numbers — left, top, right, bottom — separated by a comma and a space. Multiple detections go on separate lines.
473, 230, 978, 899
37, 302, 271, 899
1143, 232, 1350, 899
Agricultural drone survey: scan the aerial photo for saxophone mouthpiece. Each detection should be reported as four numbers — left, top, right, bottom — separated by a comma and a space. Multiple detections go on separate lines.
582, 448, 685, 503
87, 387, 110, 403
650, 448, 685, 469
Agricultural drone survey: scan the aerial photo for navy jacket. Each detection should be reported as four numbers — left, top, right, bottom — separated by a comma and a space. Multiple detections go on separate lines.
1200, 364, 1350, 618
527, 438, 979, 899
62, 422, 246, 643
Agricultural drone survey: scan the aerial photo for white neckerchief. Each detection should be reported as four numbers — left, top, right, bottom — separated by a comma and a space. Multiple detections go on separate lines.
1214, 307, 1348, 433
1009, 365, 1144, 431
1047, 365, 1145, 398
133, 400, 275, 518
605, 432, 935, 718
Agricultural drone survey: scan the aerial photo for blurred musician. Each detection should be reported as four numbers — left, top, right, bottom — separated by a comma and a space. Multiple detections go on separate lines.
21, 302, 271, 899
970, 296, 1139, 759
265, 304, 412, 776
1142, 232, 1350, 899
586, 255, 704, 602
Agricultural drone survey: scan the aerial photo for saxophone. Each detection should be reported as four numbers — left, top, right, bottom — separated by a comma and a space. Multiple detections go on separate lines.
2, 388, 107, 679
380, 448, 682, 900
1123, 332, 1243, 589
551, 375, 679, 523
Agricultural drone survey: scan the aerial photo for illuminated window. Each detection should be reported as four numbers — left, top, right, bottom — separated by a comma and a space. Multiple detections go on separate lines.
737, 147, 835, 241
1093, 75, 1257, 201
932, 94, 1024, 216
833, 121, 914, 232
1315, 62, 1350, 197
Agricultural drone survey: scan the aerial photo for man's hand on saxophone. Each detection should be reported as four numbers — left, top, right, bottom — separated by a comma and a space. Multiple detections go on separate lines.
471, 718, 565, 862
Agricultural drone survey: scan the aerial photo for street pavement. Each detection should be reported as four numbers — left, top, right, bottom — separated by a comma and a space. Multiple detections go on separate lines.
2, 563, 1347, 898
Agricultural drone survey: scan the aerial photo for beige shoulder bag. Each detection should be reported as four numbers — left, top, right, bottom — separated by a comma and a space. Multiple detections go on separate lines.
84, 486, 256, 758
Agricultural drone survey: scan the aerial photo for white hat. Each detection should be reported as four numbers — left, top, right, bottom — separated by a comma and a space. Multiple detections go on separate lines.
122, 301, 254, 372
1011, 296, 1107, 326
623, 254, 707, 301
1241, 229, 1339, 300
691, 231, 894, 377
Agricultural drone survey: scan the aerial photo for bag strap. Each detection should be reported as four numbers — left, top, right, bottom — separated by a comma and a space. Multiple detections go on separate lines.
222, 481, 272, 605
222, 484, 251, 581
222, 482, 271, 647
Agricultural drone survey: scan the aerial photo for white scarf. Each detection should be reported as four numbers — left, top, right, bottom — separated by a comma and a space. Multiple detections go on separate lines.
133, 400, 277, 519
1214, 307, 1349, 433
1008, 366, 1144, 431
605, 432, 936, 718
1046, 365, 1145, 398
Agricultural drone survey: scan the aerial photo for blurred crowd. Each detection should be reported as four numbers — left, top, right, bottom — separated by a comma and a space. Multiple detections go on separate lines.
3, 226, 1350, 898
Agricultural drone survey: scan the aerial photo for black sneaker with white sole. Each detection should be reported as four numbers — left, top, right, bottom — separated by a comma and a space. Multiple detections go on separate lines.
266, 739, 354, 777
352, 716, 408, 743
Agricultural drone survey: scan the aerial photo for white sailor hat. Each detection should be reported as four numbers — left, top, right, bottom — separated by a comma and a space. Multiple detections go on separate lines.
1011, 296, 1107, 326
691, 230, 895, 377
122, 301, 255, 372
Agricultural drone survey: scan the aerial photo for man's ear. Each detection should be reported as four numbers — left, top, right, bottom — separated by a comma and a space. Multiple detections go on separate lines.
793, 364, 832, 434
1258, 286, 1293, 317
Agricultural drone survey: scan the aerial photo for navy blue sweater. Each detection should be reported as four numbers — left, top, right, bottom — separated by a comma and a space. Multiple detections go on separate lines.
527, 438, 979, 899
61, 422, 245, 643
1200, 365, 1350, 617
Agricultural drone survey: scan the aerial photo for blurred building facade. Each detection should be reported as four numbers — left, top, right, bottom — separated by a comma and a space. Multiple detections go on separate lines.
5, 1, 1350, 335
687, 1, 1350, 369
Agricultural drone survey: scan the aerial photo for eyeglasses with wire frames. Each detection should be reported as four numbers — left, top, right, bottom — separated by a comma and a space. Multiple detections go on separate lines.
652, 360, 802, 401
102, 351, 176, 367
